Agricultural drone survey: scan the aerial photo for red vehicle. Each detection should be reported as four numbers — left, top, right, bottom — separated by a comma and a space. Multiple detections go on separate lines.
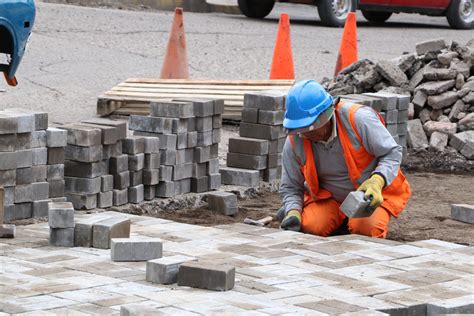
238, 0, 473, 29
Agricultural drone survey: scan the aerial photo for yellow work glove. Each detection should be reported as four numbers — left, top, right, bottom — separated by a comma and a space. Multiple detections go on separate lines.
357, 174, 385, 211
280, 210, 302, 232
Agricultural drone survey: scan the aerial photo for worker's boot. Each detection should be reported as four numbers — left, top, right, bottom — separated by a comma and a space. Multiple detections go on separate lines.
276, 206, 286, 222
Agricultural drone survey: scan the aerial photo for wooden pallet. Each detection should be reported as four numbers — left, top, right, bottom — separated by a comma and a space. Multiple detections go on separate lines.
97, 79, 294, 121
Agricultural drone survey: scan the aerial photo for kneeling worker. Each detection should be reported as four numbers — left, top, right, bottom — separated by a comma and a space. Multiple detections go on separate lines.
280, 80, 411, 238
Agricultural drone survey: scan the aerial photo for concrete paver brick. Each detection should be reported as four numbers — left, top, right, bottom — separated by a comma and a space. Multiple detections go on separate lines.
16, 132, 32, 150
207, 158, 219, 174
187, 131, 198, 147
128, 185, 144, 204
128, 153, 145, 171
16, 167, 33, 185
65, 144, 102, 163
113, 188, 129, 206
178, 261, 236, 291
0, 113, 20, 134
65, 160, 107, 178
150, 101, 194, 118
191, 176, 209, 193
48, 179, 65, 198
227, 152, 267, 170
32, 199, 52, 218
65, 192, 97, 210
129, 115, 173, 134
258, 110, 284, 125
31, 130, 47, 148
82, 118, 127, 140
146, 255, 197, 284
111, 237, 162, 262
208, 173, 221, 190
109, 154, 129, 174
59, 124, 102, 146
194, 146, 210, 163
48, 147, 65, 164
156, 181, 176, 198
48, 202, 75, 228
65, 176, 101, 194
0, 133, 17, 152
197, 131, 213, 147
143, 169, 160, 185
32, 147, 48, 165
159, 165, 173, 182
47, 164, 64, 180
103, 141, 123, 159
16, 149, 33, 168
220, 167, 260, 187
130, 170, 143, 186
92, 216, 131, 249
144, 153, 161, 169
241, 108, 259, 123
0, 152, 18, 170
13, 202, 32, 219
195, 116, 213, 132
101, 175, 114, 192
212, 128, 221, 144
143, 137, 160, 154
97, 191, 113, 208
207, 191, 238, 216
74, 214, 112, 247
267, 153, 282, 168
32, 181, 50, 200
144, 185, 156, 201
228, 137, 269, 156
50, 227, 75, 247
76, 122, 118, 145
113, 171, 131, 190
213, 115, 222, 129
46, 128, 68, 147
3, 112, 35, 133
244, 91, 286, 111
14, 184, 33, 203
123, 137, 145, 155
450, 204, 474, 224
240, 122, 285, 140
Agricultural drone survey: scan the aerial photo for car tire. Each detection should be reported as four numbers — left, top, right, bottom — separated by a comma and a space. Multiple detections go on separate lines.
361, 10, 392, 23
446, 0, 474, 29
317, 0, 356, 27
238, 0, 275, 19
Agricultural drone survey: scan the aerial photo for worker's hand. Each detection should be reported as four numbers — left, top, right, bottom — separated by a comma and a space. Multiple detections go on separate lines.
357, 174, 385, 210
280, 210, 302, 232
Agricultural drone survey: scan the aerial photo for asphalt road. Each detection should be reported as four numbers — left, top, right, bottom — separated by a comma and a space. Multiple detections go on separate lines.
1, 1, 473, 123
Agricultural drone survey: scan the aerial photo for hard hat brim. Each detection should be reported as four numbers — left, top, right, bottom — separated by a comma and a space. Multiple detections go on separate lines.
285, 106, 334, 134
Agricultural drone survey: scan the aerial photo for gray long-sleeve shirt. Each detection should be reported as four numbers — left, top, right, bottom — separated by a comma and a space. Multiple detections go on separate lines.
280, 107, 402, 214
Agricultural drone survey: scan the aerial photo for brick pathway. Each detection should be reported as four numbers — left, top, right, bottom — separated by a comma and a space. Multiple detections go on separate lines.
1, 211, 472, 315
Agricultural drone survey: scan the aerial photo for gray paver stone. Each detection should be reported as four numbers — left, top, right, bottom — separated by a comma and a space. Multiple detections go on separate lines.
16, 167, 33, 185
150, 101, 194, 118
177, 261, 235, 291
14, 202, 32, 219
48, 179, 65, 198
113, 188, 128, 206
65, 192, 97, 210
48, 202, 74, 228
128, 184, 144, 204
32, 147, 48, 166
123, 137, 145, 155
111, 238, 162, 262
59, 124, 102, 146
65, 176, 101, 194
191, 176, 209, 193
208, 173, 221, 190
82, 118, 127, 140
144, 185, 156, 201
97, 191, 113, 208
31, 130, 46, 148
77, 122, 118, 145
47, 164, 65, 181
240, 122, 285, 140
32, 165, 47, 182
101, 174, 114, 192
0, 152, 17, 170
146, 255, 197, 284
0, 133, 16, 152
50, 227, 74, 247
15, 184, 33, 203
228, 137, 269, 156
144, 153, 160, 169
207, 191, 238, 215
65, 144, 102, 163
32, 182, 50, 200
241, 108, 258, 123
227, 152, 267, 170
65, 160, 107, 178
143, 137, 160, 154
128, 153, 145, 171
156, 181, 176, 198
48, 147, 65, 164
46, 128, 67, 147
143, 169, 160, 185
32, 199, 52, 218
92, 216, 131, 249
114, 171, 131, 190
220, 167, 260, 186
109, 154, 129, 174
451, 204, 474, 224
130, 170, 143, 187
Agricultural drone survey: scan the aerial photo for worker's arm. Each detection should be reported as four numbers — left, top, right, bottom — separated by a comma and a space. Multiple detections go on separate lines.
280, 138, 305, 215
355, 107, 403, 186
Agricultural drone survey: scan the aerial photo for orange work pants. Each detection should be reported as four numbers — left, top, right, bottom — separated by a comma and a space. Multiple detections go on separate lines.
301, 198, 391, 238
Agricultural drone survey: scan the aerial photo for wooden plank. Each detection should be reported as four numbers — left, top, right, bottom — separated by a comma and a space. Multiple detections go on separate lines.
110, 87, 260, 95
104, 91, 245, 100
125, 78, 295, 85
117, 83, 293, 90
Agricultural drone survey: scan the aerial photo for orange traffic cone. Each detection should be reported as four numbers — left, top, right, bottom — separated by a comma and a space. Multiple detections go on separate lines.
269, 13, 295, 80
334, 12, 358, 77
160, 7, 189, 79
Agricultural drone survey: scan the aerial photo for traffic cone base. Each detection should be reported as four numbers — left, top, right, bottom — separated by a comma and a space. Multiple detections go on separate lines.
160, 7, 189, 79
270, 13, 295, 80
334, 12, 358, 77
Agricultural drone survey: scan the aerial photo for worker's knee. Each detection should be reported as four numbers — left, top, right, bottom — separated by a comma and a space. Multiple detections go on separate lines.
348, 207, 390, 238
300, 199, 344, 237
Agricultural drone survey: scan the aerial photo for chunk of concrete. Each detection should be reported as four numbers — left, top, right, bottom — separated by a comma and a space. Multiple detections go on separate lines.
407, 119, 429, 150
429, 131, 449, 152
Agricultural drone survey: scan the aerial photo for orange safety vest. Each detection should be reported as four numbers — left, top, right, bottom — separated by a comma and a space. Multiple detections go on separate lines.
289, 101, 411, 217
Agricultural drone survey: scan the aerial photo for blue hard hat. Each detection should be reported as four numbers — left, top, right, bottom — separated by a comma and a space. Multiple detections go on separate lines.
283, 80, 334, 130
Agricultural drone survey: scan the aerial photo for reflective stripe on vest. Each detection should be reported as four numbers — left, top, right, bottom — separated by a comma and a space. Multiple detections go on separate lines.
289, 101, 411, 216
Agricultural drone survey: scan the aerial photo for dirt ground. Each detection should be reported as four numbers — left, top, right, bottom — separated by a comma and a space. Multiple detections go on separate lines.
139, 172, 474, 246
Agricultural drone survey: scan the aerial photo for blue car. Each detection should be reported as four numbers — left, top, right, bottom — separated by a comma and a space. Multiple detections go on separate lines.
0, 0, 35, 86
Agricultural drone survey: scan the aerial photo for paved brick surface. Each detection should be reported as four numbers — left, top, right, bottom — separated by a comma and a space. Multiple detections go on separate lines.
1, 211, 472, 315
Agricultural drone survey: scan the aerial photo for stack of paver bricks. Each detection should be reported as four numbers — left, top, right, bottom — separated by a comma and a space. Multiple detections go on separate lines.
342, 92, 410, 154
74, 213, 131, 249
129, 98, 224, 198
0, 108, 68, 222
48, 201, 75, 247
60, 119, 127, 209
221, 91, 287, 186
